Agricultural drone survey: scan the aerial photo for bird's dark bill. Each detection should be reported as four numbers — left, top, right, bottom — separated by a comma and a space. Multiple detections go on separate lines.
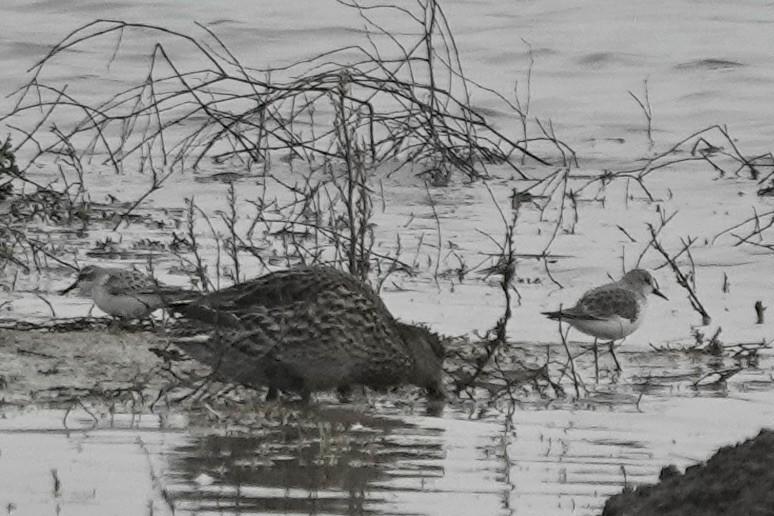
59, 280, 79, 295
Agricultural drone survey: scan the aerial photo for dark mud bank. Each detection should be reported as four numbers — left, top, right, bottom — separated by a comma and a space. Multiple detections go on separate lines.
603, 429, 774, 516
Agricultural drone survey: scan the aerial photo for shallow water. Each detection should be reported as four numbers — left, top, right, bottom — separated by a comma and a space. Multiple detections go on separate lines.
1, 394, 773, 516
3, 1, 774, 515
0, 341, 771, 516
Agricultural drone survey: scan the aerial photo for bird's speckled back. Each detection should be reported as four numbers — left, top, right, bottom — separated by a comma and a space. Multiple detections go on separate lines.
169, 266, 444, 399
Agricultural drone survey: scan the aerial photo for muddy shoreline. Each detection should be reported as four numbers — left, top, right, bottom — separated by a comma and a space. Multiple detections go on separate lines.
2, 326, 773, 515
0, 325, 183, 410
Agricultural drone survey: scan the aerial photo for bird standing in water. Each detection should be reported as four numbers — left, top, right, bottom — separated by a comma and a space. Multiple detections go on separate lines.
542, 269, 667, 373
167, 266, 445, 403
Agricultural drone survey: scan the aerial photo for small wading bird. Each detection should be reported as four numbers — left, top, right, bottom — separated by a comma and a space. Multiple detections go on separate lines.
542, 269, 667, 372
166, 266, 445, 404
60, 265, 194, 319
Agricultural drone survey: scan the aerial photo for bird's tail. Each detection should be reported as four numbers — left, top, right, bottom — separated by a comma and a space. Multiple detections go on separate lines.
166, 297, 244, 328
542, 309, 603, 321
157, 287, 201, 304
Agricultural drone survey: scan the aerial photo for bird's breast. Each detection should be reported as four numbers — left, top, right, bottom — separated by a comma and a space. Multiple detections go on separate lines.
93, 287, 162, 318
568, 314, 642, 340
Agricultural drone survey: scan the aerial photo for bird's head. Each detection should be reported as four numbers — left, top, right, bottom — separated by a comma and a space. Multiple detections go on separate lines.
622, 269, 667, 300
60, 265, 106, 296
395, 322, 446, 401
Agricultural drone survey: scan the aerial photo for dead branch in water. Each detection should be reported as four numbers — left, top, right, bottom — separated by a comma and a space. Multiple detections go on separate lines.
712, 208, 774, 248
450, 181, 571, 400
0, 0, 569, 284
556, 320, 582, 397
645, 215, 711, 325
628, 79, 653, 148
452, 184, 521, 394
458, 228, 518, 391
567, 124, 773, 201
4, 3, 551, 186
755, 301, 766, 325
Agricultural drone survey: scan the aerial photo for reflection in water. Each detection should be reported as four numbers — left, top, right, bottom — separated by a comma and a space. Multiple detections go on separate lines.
0, 340, 771, 516
156, 343, 774, 515
166, 405, 448, 514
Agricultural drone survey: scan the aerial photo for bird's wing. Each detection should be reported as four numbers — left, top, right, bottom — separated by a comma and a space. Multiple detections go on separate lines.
188, 266, 380, 313
103, 271, 154, 295
200, 267, 326, 310
570, 287, 641, 322
105, 271, 194, 300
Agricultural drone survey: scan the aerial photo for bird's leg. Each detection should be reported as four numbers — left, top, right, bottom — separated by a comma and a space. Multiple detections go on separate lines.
609, 341, 622, 371
426, 397, 446, 417
106, 316, 122, 332
146, 315, 160, 333
593, 338, 599, 381
265, 386, 279, 401
336, 385, 353, 403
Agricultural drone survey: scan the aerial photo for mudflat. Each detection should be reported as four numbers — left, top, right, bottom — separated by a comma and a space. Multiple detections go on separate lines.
603, 429, 774, 516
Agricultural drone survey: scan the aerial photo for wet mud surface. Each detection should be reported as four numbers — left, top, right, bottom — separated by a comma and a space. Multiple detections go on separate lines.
0, 326, 171, 408
0, 326, 772, 515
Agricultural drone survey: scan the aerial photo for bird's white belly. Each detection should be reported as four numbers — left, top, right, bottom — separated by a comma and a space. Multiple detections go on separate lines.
93, 288, 161, 318
569, 315, 642, 341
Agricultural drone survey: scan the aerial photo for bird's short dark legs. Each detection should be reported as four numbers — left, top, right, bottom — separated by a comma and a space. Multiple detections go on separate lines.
146, 315, 160, 333
266, 386, 279, 401
106, 316, 123, 333
426, 395, 446, 417
608, 341, 622, 371
336, 385, 353, 403
427, 380, 446, 401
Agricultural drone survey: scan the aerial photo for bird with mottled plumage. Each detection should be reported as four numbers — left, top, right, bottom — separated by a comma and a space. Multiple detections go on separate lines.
166, 266, 445, 402
60, 265, 195, 319
542, 269, 667, 370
